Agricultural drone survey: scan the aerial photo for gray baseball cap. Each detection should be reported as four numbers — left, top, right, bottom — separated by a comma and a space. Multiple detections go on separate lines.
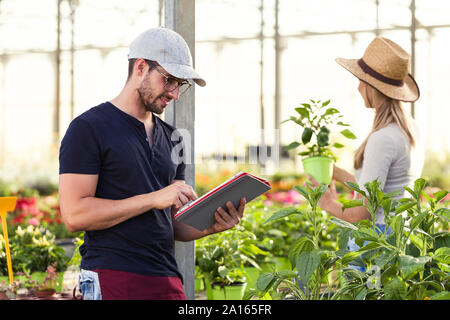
128, 27, 206, 87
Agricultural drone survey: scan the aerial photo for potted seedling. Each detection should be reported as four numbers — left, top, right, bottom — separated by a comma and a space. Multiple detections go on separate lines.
282, 99, 356, 184
195, 227, 267, 300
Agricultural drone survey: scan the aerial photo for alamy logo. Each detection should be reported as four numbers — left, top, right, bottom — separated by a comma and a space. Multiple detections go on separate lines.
170, 129, 280, 166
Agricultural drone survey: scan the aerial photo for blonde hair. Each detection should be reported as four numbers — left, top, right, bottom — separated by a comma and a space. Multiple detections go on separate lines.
354, 83, 415, 169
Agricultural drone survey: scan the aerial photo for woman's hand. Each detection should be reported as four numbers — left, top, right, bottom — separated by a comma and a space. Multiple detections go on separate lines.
305, 174, 338, 211
305, 174, 370, 223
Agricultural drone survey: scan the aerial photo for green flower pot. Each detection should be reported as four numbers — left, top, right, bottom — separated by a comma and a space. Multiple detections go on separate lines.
224, 283, 247, 300
302, 156, 333, 185
210, 282, 247, 300
210, 284, 226, 300
204, 276, 213, 300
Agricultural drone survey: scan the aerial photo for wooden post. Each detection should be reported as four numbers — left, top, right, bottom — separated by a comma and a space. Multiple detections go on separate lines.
164, 0, 196, 300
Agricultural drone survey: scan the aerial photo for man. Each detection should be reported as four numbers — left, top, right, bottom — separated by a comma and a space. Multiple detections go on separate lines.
58, 27, 246, 300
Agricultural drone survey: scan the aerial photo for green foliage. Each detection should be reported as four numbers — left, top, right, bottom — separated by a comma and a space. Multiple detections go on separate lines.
250, 177, 449, 300
196, 226, 266, 285
282, 99, 356, 160
0, 225, 68, 275
332, 178, 449, 300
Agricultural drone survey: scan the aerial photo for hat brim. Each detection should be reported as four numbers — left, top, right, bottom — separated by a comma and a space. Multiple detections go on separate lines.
335, 58, 419, 102
159, 62, 206, 87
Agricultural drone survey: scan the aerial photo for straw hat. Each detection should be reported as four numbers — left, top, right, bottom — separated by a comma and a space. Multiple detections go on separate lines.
336, 37, 419, 102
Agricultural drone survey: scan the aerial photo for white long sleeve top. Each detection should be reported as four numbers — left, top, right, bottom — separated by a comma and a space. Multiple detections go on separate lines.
355, 120, 424, 224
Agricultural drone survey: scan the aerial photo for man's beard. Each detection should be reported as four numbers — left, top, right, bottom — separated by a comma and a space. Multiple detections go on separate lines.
137, 78, 168, 114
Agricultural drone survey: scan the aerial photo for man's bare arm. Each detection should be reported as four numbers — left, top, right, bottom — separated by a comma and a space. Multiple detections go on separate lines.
59, 173, 196, 232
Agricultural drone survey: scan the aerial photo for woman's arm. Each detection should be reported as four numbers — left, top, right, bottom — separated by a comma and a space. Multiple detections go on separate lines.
333, 165, 358, 185
316, 181, 371, 223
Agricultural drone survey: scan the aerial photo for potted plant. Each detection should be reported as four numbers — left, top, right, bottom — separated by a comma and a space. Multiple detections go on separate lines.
33, 263, 58, 297
196, 227, 265, 300
282, 99, 356, 184
253, 183, 342, 300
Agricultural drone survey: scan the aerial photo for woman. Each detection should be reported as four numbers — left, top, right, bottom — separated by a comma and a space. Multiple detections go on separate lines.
310, 36, 424, 235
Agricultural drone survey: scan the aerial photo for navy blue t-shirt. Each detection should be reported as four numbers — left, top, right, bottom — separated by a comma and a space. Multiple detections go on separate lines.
59, 102, 186, 280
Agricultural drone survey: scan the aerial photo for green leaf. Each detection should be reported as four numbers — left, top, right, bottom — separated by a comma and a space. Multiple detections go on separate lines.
278, 270, 298, 279
284, 141, 301, 151
398, 255, 431, 279
414, 178, 427, 197
430, 291, 450, 300
322, 107, 339, 117
433, 247, 450, 265
390, 215, 404, 248
332, 142, 344, 148
344, 182, 366, 197
376, 189, 385, 205
329, 217, 358, 231
281, 116, 302, 125
435, 208, 450, 221
296, 250, 321, 284
340, 129, 356, 140
381, 198, 393, 215
433, 190, 448, 203
338, 229, 352, 250
212, 246, 224, 259
341, 199, 364, 210
256, 273, 276, 291
355, 288, 367, 300
301, 103, 312, 110
375, 249, 397, 267
263, 207, 299, 225
337, 121, 350, 127
321, 100, 331, 107
356, 241, 383, 254
319, 126, 330, 134
403, 186, 416, 198
288, 237, 315, 267
317, 131, 329, 147
342, 251, 362, 265
395, 202, 416, 214
409, 233, 425, 252
301, 128, 313, 144
384, 276, 407, 300
218, 265, 229, 278
295, 107, 309, 118
384, 190, 403, 198
353, 227, 379, 242
294, 185, 309, 200
409, 210, 429, 230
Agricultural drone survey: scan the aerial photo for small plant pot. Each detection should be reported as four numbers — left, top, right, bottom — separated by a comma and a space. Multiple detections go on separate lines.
302, 156, 334, 185
204, 276, 214, 300
224, 282, 247, 300
210, 282, 247, 300
210, 283, 225, 300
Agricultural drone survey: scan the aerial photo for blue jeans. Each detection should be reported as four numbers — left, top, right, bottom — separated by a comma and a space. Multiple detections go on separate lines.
78, 269, 102, 300
346, 224, 391, 272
